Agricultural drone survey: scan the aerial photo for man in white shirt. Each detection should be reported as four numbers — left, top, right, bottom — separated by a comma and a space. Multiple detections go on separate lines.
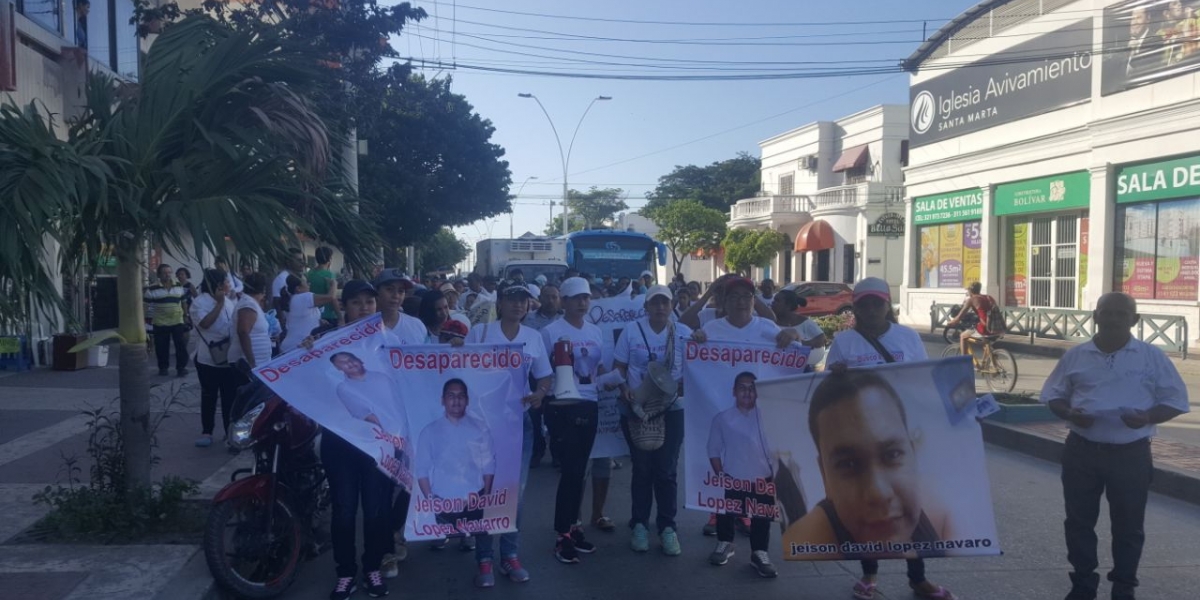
374, 269, 426, 345
416, 379, 496, 533
1041, 292, 1189, 600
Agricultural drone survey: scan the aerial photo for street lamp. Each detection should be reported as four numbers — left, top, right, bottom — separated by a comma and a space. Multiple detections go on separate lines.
518, 93, 612, 236
511, 176, 538, 238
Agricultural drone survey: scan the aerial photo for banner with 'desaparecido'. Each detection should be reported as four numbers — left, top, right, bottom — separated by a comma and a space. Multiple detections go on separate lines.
757, 356, 1001, 561
683, 339, 811, 524
585, 294, 645, 458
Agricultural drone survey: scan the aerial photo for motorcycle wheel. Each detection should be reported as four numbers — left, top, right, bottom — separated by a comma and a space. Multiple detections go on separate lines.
204, 494, 303, 599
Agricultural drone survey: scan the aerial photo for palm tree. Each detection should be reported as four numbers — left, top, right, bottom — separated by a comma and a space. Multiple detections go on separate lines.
0, 15, 379, 490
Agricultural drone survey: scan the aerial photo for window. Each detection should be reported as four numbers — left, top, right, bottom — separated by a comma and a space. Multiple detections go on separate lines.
842, 244, 855, 283
779, 174, 794, 196
900, 140, 910, 168
1114, 199, 1200, 300
844, 165, 868, 185
17, 0, 61, 35
917, 221, 982, 288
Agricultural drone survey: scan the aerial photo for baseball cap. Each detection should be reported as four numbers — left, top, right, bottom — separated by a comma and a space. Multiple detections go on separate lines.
497, 279, 534, 299
559, 276, 592, 298
440, 319, 469, 339
439, 282, 456, 294
640, 270, 653, 279
724, 277, 755, 293
645, 284, 672, 302
534, 274, 547, 286
373, 268, 414, 290
340, 280, 376, 303
853, 277, 891, 303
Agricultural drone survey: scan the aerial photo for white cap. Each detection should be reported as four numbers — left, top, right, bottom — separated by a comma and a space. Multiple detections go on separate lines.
645, 284, 672, 302
640, 270, 654, 279
559, 277, 592, 298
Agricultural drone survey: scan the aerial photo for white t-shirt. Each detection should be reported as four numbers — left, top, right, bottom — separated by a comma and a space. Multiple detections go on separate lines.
415, 415, 495, 500
824, 324, 928, 367
701, 316, 782, 345
281, 292, 321, 353
698, 307, 719, 326
614, 318, 691, 411
541, 318, 604, 402
271, 270, 292, 301
784, 319, 826, 367
466, 322, 553, 380
384, 313, 429, 346
189, 293, 233, 366
228, 295, 272, 367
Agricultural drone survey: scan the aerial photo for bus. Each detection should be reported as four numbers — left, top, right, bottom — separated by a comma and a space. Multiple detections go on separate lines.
564, 230, 667, 280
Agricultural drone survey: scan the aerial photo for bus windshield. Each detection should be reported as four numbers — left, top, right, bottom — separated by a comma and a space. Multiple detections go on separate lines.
567, 232, 658, 279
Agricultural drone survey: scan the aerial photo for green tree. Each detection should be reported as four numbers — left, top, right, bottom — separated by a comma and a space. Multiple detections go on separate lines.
415, 229, 470, 274
543, 187, 628, 234
722, 228, 787, 276
645, 152, 761, 212
0, 16, 377, 490
645, 200, 727, 274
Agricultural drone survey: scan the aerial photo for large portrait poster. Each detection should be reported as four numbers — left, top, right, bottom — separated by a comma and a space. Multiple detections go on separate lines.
752, 357, 1001, 562
1102, 0, 1200, 96
382, 344, 529, 541
585, 294, 645, 458
683, 340, 811, 520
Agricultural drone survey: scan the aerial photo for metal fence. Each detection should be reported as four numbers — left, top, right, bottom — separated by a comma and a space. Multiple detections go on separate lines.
930, 303, 1190, 359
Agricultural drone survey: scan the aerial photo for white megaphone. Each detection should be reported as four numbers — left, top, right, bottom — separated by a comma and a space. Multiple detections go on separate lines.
550, 337, 585, 403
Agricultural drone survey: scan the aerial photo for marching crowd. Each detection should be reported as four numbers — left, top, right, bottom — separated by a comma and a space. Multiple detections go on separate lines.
140, 249, 1188, 600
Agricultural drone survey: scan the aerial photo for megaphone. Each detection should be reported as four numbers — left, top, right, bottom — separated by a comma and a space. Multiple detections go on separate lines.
551, 338, 585, 403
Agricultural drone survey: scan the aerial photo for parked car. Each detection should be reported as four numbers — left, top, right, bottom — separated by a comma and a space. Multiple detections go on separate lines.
780, 282, 854, 317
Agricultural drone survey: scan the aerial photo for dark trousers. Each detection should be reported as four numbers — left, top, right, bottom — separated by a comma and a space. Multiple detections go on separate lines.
546, 402, 598, 534
529, 405, 549, 463
861, 558, 926, 584
392, 488, 411, 540
321, 432, 395, 578
153, 324, 189, 371
715, 481, 772, 552
1062, 432, 1152, 599
620, 410, 685, 533
195, 359, 239, 435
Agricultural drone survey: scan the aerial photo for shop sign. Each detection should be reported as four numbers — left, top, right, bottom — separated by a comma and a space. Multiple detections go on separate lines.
911, 188, 984, 225
909, 18, 1093, 148
1116, 154, 1200, 203
867, 212, 905, 236
993, 171, 1091, 216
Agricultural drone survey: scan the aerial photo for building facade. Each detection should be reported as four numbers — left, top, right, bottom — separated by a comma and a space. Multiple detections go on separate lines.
727, 105, 908, 295
899, 0, 1200, 343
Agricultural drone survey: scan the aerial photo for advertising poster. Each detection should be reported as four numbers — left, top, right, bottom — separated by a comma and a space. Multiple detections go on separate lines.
586, 294, 646, 458
753, 357, 1001, 562
1155, 198, 1200, 299
939, 223, 964, 289
1007, 222, 1030, 306
682, 340, 811, 521
962, 221, 982, 285
1102, 0, 1200, 95
383, 343, 529, 541
1079, 218, 1090, 308
919, 227, 939, 288
1119, 203, 1159, 299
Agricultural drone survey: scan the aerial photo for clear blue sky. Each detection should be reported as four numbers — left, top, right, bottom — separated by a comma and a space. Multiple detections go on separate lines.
390, 0, 976, 247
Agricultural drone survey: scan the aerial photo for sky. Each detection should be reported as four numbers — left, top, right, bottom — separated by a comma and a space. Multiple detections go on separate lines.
387, 0, 977, 251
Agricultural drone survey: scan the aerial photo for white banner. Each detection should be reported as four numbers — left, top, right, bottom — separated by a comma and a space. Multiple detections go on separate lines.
585, 294, 646, 458
756, 356, 1002, 561
683, 339, 811, 522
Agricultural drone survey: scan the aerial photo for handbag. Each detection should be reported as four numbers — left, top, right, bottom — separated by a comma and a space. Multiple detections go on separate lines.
627, 322, 678, 452
195, 301, 232, 367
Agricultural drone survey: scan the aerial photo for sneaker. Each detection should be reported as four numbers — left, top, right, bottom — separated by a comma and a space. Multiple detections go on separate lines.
499, 556, 531, 583
380, 554, 399, 579
702, 513, 717, 536
554, 534, 580, 564
328, 576, 356, 600
750, 551, 777, 578
569, 526, 596, 554
194, 435, 213, 448
736, 517, 752, 537
363, 570, 388, 597
460, 535, 476, 551
630, 523, 650, 553
660, 527, 681, 556
474, 560, 495, 588
709, 541, 735, 566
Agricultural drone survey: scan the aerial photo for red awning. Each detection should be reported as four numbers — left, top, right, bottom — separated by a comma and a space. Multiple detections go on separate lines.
831, 144, 869, 172
794, 220, 835, 252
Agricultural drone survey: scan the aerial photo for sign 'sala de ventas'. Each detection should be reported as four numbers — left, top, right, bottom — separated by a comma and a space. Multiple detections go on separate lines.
911, 189, 984, 226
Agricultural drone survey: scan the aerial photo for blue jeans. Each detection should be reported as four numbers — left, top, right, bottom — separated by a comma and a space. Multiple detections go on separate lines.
619, 409, 685, 533
322, 432, 395, 578
475, 412, 534, 562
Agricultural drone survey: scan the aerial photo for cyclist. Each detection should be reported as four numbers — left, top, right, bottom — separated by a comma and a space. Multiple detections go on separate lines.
945, 282, 996, 359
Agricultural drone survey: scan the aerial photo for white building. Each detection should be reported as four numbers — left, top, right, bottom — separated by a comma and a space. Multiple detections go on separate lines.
726, 105, 908, 295
898, 0, 1200, 344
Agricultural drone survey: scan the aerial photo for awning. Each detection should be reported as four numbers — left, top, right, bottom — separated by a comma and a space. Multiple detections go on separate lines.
831, 144, 869, 172
794, 220, 835, 252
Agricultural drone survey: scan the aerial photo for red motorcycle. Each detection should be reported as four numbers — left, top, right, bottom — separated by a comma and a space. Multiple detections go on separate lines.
204, 381, 328, 599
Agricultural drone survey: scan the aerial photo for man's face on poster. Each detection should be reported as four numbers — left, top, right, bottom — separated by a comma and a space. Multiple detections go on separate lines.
332, 354, 366, 378
1131, 7, 1148, 37
442, 382, 468, 419
815, 386, 921, 544
733, 376, 757, 411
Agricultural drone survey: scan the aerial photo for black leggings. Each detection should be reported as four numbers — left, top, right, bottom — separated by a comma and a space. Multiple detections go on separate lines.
861, 558, 926, 584
195, 359, 240, 435
546, 402, 598, 534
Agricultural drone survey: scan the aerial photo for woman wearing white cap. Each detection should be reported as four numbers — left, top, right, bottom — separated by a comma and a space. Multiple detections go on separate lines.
825, 276, 957, 600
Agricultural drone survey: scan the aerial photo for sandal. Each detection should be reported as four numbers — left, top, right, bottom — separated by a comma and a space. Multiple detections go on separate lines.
593, 516, 616, 532
852, 580, 878, 600
909, 583, 957, 600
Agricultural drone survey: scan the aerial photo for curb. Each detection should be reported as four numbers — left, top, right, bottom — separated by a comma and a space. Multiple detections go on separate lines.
153, 545, 222, 600
982, 421, 1200, 507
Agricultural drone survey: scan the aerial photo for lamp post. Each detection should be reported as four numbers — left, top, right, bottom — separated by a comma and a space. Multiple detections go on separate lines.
511, 176, 538, 239
517, 93, 612, 236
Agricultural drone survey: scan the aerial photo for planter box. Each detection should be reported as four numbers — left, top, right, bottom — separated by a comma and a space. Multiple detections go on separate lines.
987, 402, 1056, 423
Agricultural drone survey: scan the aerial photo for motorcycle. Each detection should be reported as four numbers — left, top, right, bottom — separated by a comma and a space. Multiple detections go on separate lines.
204, 381, 328, 599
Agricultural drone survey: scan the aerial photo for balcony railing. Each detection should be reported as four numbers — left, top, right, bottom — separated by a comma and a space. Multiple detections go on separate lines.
812, 182, 906, 209
729, 195, 814, 220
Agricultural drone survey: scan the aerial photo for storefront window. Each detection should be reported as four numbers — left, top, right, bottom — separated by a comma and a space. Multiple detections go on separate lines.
1005, 214, 1086, 308
1115, 198, 1200, 301
917, 221, 981, 288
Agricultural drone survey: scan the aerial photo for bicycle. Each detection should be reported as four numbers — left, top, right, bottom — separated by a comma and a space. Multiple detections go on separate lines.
941, 309, 979, 344
940, 334, 1018, 393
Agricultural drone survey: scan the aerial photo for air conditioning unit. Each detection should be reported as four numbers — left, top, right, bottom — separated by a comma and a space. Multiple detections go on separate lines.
800, 156, 818, 172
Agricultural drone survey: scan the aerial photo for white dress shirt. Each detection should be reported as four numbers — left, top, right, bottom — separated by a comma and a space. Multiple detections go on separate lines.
336, 371, 410, 439
416, 415, 496, 499
707, 406, 773, 480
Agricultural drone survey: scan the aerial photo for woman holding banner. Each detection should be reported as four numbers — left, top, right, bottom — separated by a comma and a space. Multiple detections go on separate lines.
611, 284, 690, 556
771, 290, 827, 368
278, 274, 338, 353
464, 280, 553, 586
824, 277, 957, 600
417, 290, 453, 343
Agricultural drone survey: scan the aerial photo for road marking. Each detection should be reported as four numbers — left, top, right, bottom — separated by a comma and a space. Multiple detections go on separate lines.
0, 414, 92, 468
